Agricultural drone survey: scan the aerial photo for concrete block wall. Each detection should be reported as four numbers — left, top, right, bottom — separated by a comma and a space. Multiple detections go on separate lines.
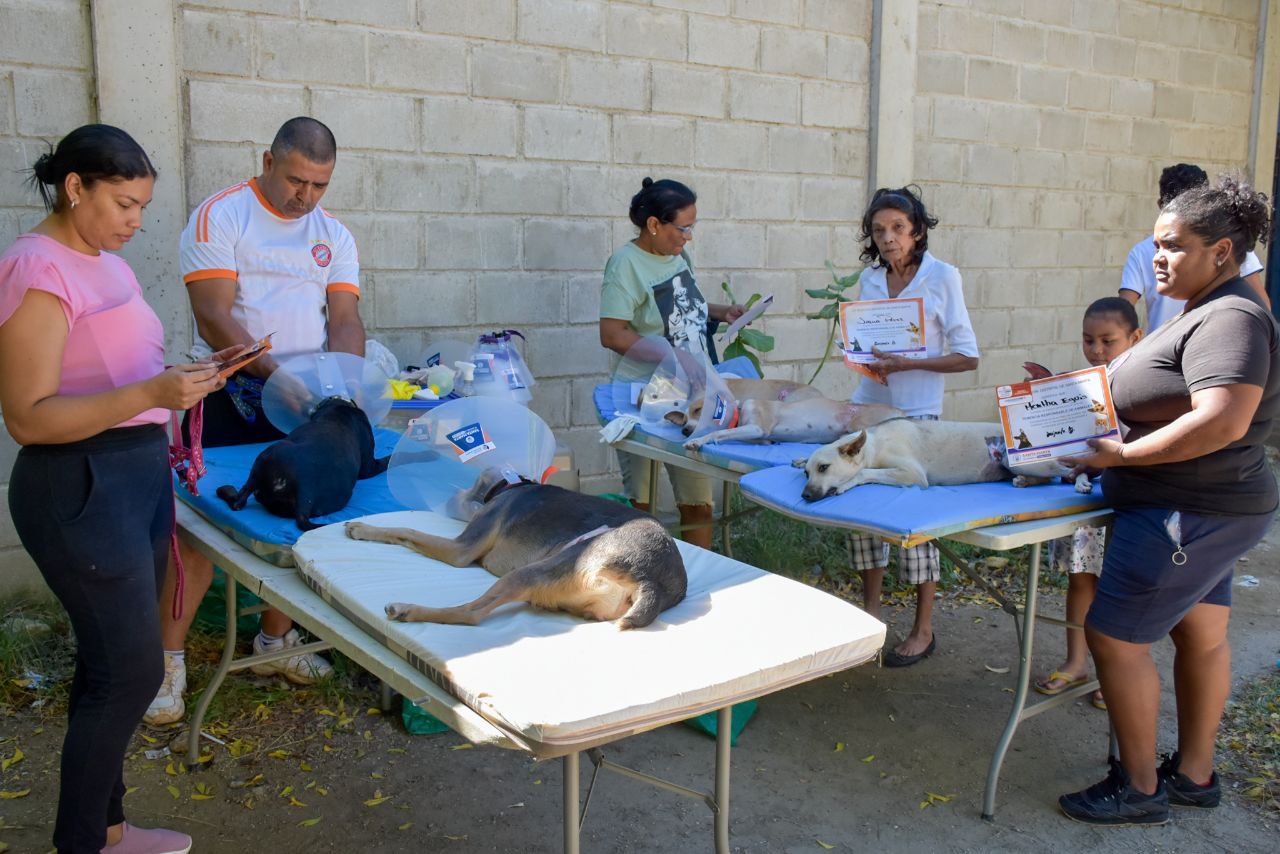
913, 0, 1263, 421
0, 0, 97, 596
180, 0, 875, 490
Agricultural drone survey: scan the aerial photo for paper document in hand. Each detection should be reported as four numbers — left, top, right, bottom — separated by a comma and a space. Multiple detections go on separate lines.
717, 294, 773, 342
995, 365, 1118, 465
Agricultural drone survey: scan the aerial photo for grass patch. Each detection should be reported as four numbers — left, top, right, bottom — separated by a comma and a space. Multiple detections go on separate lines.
1219, 669, 1280, 816
0, 599, 74, 721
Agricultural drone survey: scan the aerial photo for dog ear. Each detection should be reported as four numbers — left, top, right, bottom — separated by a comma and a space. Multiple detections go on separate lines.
791, 457, 808, 469
664, 410, 688, 427
837, 431, 866, 458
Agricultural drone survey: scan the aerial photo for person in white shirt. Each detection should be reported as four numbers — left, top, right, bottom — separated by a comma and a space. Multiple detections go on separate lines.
848, 186, 980, 667
1120, 163, 1269, 330
146, 118, 365, 725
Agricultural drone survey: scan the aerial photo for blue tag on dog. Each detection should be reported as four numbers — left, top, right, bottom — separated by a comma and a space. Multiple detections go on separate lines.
712, 396, 726, 420
447, 422, 496, 463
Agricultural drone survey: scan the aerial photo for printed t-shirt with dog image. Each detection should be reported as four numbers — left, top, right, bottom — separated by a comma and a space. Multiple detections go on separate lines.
179, 177, 360, 363
601, 241, 712, 373
850, 250, 979, 418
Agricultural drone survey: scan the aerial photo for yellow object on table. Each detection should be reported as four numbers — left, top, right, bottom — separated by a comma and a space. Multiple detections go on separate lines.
388, 380, 422, 400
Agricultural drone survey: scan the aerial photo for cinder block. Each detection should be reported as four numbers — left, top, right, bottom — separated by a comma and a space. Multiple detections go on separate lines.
982, 268, 1039, 309
760, 28, 827, 78
1057, 230, 1107, 268
1035, 268, 1083, 307
689, 16, 759, 70
1154, 83, 1194, 120
372, 156, 472, 212
833, 130, 867, 177
12, 71, 91, 138
1216, 55, 1254, 92
938, 7, 993, 54
694, 121, 769, 171
419, 0, 515, 38
523, 219, 611, 270
1084, 116, 1131, 153
1107, 156, 1151, 195
1020, 66, 1068, 107
985, 188, 1039, 229
317, 153, 368, 211
607, 4, 687, 61
475, 272, 566, 325
1083, 193, 1128, 229
969, 308, 1010, 349
763, 316, 828, 361
1074, 0, 1118, 35
422, 99, 518, 157
525, 324, 611, 377
568, 273, 604, 324
338, 213, 418, 270
917, 53, 966, 96
955, 227, 1011, 268
1022, 3, 1072, 27
967, 58, 1017, 100
692, 222, 767, 269
1038, 109, 1085, 150
613, 115, 695, 167
1135, 44, 1177, 81
183, 11, 251, 76
727, 174, 797, 220
1221, 0, 1262, 22
369, 32, 468, 93
185, 145, 257, 208
566, 167, 616, 217
917, 2, 939, 49
312, 89, 417, 152
1194, 90, 1250, 127
1130, 119, 1171, 158
1200, 16, 1239, 52
993, 19, 1045, 63
932, 99, 987, 142
964, 144, 1015, 186
1035, 192, 1082, 229
729, 270, 797, 312
308, 0, 413, 27
1066, 71, 1110, 111
1157, 7, 1201, 49
800, 176, 861, 222
0, 73, 11, 136
730, 74, 800, 124
926, 183, 990, 228
913, 141, 964, 184
804, 0, 868, 35
768, 126, 834, 173
1111, 78, 1154, 118
566, 56, 648, 111
188, 80, 306, 144
766, 224, 829, 270
519, 0, 605, 52
1117, 1, 1160, 41
1178, 49, 1218, 88
734, 0, 801, 26
256, 20, 366, 85
374, 272, 474, 328
425, 217, 520, 270
473, 44, 558, 103
1062, 152, 1109, 191
528, 378, 571, 430
477, 161, 565, 214
801, 81, 862, 129
570, 376, 605, 426
1045, 29, 1090, 69
947, 387, 1001, 422
827, 35, 869, 84
197, 0, 302, 13
0, 1, 90, 69
525, 106, 608, 162
652, 65, 726, 118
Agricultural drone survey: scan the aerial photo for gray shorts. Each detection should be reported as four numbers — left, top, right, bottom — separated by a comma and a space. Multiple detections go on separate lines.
617, 449, 714, 507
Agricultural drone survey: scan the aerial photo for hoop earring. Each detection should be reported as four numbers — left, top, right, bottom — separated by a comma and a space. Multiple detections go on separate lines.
69, 199, 77, 210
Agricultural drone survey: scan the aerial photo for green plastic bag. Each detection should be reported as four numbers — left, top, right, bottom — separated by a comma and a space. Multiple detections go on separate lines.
682, 701, 757, 746
401, 697, 450, 735
194, 566, 262, 636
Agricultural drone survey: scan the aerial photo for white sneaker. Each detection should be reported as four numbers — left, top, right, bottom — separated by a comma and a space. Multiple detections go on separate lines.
250, 629, 332, 685
143, 654, 186, 726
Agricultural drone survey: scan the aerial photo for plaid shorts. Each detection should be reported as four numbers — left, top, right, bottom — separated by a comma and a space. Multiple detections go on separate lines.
848, 535, 940, 585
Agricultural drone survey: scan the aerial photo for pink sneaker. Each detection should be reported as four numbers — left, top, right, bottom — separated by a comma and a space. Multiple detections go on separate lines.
101, 822, 192, 854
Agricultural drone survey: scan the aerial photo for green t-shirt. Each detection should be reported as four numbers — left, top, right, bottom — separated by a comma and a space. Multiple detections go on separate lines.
600, 241, 710, 361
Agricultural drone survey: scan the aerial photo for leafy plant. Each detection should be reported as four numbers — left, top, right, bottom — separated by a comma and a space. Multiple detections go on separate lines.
718, 281, 774, 376
803, 261, 862, 384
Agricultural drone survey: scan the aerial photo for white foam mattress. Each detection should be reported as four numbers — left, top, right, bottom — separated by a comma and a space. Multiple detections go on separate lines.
294, 511, 885, 757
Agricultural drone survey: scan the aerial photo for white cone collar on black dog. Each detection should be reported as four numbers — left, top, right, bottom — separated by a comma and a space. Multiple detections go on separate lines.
387, 397, 557, 520
261, 352, 393, 435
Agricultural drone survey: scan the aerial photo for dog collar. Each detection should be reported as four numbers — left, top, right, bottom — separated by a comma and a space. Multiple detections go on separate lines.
482, 477, 534, 505
725, 403, 739, 430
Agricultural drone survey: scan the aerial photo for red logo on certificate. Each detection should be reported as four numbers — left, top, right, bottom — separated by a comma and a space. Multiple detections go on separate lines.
311, 243, 332, 267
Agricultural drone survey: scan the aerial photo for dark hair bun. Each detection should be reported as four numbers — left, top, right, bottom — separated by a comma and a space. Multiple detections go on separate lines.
628, 178, 696, 230
641, 177, 653, 189
1219, 175, 1270, 247
31, 150, 55, 185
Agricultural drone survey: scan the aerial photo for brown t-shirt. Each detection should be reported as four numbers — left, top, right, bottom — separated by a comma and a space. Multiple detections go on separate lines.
1102, 277, 1280, 515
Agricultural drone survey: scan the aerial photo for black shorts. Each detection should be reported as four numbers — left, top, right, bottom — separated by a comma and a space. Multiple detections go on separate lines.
182, 387, 285, 448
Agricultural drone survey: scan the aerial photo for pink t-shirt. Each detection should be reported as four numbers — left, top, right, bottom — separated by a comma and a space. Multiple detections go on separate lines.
0, 233, 167, 431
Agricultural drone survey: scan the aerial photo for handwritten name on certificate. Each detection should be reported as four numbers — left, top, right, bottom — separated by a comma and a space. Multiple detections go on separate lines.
995, 365, 1119, 466
838, 298, 927, 371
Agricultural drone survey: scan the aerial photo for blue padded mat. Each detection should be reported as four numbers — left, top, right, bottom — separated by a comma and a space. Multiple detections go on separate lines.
739, 465, 1107, 548
176, 428, 407, 566
594, 356, 820, 474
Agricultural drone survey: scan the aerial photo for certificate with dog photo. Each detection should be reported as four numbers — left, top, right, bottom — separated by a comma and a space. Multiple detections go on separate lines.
838, 297, 926, 384
996, 365, 1119, 466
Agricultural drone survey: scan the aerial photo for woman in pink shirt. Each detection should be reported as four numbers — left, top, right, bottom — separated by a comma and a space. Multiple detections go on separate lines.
0, 125, 229, 854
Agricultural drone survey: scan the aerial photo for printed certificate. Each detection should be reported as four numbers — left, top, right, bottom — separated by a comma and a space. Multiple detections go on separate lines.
995, 365, 1119, 466
838, 298, 926, 384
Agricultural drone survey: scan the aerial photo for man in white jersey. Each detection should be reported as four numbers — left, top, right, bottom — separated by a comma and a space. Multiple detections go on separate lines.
1120, 163, 1268, 331
146, 118, 364, 724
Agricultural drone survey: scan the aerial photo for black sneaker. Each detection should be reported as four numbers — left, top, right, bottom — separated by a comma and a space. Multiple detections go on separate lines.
1158, 752, 1221, 808
1059, 757, 1171, 826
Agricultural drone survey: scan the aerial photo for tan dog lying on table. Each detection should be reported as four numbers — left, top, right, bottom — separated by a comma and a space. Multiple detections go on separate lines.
345, 467, 687, 629
669, 389, 904, 449
795, 419, 1092, 501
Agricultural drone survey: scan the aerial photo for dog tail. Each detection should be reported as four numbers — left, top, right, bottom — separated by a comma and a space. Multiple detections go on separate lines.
615, 583, 663, 630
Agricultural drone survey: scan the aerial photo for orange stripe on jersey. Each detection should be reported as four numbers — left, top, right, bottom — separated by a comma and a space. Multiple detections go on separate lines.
184, 268, 238, 284
249, 178, 288, 220
196, 181, 249, 243
326, 282, 361, 297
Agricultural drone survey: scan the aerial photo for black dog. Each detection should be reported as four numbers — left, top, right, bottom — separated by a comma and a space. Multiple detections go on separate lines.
216, 398, 388, 530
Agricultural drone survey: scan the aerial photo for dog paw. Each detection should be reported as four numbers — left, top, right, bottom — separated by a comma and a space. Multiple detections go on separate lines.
682, 439, 705, 451
1011, 475, 1030, 488
345, 521, 373, 540
384, 602, 411, 621
1073, 474, 1093, 494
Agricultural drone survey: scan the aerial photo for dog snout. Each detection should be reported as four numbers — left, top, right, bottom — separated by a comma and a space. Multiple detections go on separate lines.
681, 425, 693, 437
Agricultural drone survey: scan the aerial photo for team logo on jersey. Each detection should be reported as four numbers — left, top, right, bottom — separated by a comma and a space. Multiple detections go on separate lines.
311, 243, 332, 268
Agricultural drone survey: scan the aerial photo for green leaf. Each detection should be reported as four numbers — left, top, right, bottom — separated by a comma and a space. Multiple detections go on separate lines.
720, 280, 735, 302
744, 351, 763, 376
742, 292, 763, 310
722, 340, 746, 362
738, 329, 774, 351
804, 287, 839, 300
815, 303, 838, 321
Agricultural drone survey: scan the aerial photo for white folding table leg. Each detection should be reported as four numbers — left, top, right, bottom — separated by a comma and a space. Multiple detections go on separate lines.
563, 751, 580, 854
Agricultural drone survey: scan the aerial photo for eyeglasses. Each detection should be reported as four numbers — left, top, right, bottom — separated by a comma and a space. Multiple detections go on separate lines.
667, 222, 695, 236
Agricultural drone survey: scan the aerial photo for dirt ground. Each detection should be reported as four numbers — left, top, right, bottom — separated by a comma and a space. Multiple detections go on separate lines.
1, 527, 1277, 853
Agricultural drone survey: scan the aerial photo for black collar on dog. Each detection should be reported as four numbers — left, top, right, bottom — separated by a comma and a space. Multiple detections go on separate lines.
482, 476, 535, 505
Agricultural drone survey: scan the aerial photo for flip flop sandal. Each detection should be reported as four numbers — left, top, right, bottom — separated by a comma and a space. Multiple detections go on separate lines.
883, 635, 937, 668
1034, 670, 1088, 696
1091, 691, 1107, 711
